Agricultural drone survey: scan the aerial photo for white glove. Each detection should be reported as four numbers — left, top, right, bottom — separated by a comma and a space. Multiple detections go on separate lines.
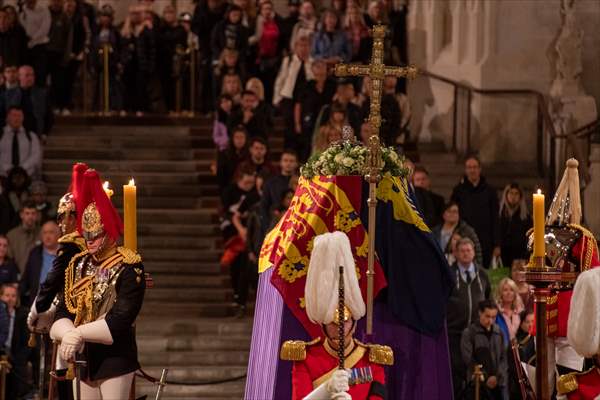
331, 392, 352, 400
303, 369, 350, 400
326, 369, 350, 394
59, 329, 84, 361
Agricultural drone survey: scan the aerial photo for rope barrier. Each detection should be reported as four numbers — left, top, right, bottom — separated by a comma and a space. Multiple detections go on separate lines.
136, 369, 247, 386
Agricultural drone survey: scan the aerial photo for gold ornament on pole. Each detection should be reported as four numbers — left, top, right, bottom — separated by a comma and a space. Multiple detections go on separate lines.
334, 24, 418, 335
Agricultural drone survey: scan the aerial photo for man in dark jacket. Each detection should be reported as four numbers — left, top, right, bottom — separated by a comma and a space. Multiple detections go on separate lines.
19, 221, 60, 308
0, 9, 27, 68
47, 0, 72, 111
157, 5, 186, 111
447, 237, 491, 399
413, 165, 445, 228
228, 90, 270, 139
451, 156, 500, 268
461, 300, 507, 400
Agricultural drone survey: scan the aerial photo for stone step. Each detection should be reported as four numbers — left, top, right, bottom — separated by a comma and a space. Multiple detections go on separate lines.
135, 317, 252, 336
144, 261, 221, 275
139, 236, 218, 250
144, 287, 231, 302
138, 302, 254, 318
43, 159, 208, 173
143, 248, 220, 262
137, 335, 251, 353
46, 135, 194, 149
136, 379, 245, 399
139, 223, 219, 237
145, 273, 227, 288
51, 125, 193, 136
46, 171, 208, 186
54, 114, 211, 126
44, 147, 196, 161
50, 194, 218, 210
139, 350, 249, 367
46, 183, 216, 197
137, 209, 219, 225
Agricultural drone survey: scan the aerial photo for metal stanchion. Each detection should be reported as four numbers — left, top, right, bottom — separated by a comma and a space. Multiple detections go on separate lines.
188, 44, 196, 117
174, 45, 185, 116
0, 355, 11, 400
82, 47, 90, 115
99, 43, 112, 115
473, 364, 483, 400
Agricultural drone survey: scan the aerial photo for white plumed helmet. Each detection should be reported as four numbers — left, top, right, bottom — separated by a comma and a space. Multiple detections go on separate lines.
568, 268, 600, 357
305, 231, 366, 325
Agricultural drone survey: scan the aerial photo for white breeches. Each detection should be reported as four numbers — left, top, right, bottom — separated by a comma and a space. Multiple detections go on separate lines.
74, 372, 134, 400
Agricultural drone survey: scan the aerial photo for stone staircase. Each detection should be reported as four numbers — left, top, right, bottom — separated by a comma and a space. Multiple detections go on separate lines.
416, 142, 542, 200
43, 116, 255, 399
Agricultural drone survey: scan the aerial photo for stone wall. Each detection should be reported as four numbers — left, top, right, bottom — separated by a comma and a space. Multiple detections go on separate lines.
408, 0, 600, 164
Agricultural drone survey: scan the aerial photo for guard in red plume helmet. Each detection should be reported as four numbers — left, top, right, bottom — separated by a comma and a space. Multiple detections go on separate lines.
528, 159, 600, 394
29, 163, 89, 330
50, 169, 145, 399
27, 163, 90, 399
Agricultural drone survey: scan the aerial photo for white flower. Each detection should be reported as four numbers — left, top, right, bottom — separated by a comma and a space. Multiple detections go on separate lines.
342, 157, 354, 167
334, 153, 344, 164
388, 150, 399, 162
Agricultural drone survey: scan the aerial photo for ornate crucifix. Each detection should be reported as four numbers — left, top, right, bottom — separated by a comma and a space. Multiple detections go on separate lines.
335, 25, 418, 335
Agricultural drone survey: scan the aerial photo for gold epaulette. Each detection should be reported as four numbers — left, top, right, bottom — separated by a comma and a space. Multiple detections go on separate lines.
556, 371, 579, 395
280, 337, 321, 361
355, 341, 394, 365
58, 232, 87, 251
117, 247, 142, 264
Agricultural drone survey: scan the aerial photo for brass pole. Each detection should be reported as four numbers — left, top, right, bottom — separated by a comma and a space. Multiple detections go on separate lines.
534, 287, 550, 399
189, 45, 196, 117
0, 355, 10, 400
473, 364, 483, 400
102, 43, 111, 115
82, 47, 89, 115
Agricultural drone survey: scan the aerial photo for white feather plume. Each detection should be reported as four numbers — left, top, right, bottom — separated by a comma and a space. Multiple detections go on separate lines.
568, 268, 600, 357
305, 231, 366, 325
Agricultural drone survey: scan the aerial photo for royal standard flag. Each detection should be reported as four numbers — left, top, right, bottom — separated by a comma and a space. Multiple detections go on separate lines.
259, 175, 388, 338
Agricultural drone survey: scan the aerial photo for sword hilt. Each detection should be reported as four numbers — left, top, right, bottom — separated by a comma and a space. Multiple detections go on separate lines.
28, 332, 37, 348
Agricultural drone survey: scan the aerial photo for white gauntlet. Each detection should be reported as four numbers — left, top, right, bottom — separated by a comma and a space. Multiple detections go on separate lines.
303, 369, 350, 400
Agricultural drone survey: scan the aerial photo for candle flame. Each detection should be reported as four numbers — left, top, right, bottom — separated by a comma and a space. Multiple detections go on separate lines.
537, 189, 542, 195
129, 178, 135, 186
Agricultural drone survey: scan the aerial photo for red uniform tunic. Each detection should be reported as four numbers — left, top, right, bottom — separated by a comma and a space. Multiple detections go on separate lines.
532, 233, 600, 337
558, 367, 600, 400
292, 339, 386, 400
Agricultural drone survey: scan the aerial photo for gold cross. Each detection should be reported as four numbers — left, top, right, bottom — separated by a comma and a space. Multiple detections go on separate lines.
334, 25, 417, 335
335, 25, 417, 137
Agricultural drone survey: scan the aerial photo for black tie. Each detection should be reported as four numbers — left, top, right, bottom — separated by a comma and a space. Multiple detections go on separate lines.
465, 272, 472, 284
12, 130, 20, 167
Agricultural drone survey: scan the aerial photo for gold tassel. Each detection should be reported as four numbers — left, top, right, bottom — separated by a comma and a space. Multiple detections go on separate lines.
367, 344, 394, 365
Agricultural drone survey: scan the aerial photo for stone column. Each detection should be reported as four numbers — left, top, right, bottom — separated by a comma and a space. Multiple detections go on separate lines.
584, 143, 600, 237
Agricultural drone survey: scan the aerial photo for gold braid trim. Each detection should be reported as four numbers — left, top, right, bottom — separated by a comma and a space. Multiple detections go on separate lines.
568, 224, 598, 271
355, 340, 394, 365
556, 372, 578, 395
58, 232, 87, 252
117, 247, 142, 264
280, 337, 321, 361
63, 250, 89, 326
